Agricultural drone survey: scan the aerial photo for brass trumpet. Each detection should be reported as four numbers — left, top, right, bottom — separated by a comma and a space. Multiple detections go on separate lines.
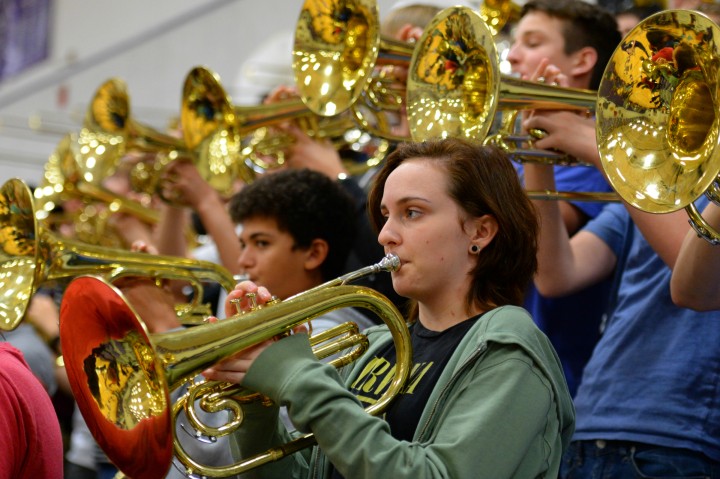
294, 0, 416, 142
0, 178, 235, 331
406, 6, 619, 202
182, 64, 393, 180
87, 76, 244, 201
34, 133, 161, 247
181, 66, 363, 181
407, 6, 596, 143
597, 9, 720, 243
179, 0, 408, 185
84, 77, 188, 173
59, 255, 411, 478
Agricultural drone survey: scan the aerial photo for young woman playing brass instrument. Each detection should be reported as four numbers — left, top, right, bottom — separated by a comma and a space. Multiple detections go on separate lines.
203, 137, 574, 478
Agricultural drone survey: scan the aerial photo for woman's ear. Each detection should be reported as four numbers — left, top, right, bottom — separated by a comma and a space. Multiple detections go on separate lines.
469, 214, 499, 251
304, 238, 329, 271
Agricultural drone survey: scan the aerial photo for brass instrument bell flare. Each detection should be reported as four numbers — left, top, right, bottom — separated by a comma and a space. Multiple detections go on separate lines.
293, 0, 381, 117
294, 0, 416, 142
406, 6, 597, 143
0, 177, 236, 331
60, 277, 173, 479
479, 0, 521, 37
60, 254, 411, 478
596, 9, 720, 242
0, 178, 40, 331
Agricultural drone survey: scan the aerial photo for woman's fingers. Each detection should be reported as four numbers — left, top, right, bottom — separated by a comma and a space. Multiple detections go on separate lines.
202, 339, 274, 384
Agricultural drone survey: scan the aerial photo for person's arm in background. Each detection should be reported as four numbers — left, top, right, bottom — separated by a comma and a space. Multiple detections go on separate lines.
523, 160, 617, 296
156, 159, 241, 275
671, 202, 720, 310
515, 63, 616, 295
524, 109, 691, 270
153, 202, 191, 259
101, 168, 158, 249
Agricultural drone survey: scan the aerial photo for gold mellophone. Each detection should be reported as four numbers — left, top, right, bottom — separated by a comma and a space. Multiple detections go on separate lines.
59, 253, 411, 478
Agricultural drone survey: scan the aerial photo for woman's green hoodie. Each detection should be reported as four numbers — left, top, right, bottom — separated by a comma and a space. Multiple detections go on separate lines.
231, 305, 575, 479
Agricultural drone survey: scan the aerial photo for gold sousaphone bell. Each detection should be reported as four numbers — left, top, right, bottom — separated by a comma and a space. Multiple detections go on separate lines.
60, 255, 411, 478
596, 9, 720, 243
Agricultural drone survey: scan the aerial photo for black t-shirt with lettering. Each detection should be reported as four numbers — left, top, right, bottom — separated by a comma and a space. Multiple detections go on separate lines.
330, 315, 482, 479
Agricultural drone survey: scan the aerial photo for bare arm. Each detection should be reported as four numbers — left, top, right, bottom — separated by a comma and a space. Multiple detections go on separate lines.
558, 201, 587, 236
283, 123, 348, 179
622, 207, 690, 270
157, 160, 241, 274
526, 110, 691, 269
191, 189, 241, 275
153, 203, 191, 258
671, 202, 720, 311
264, 86, 348, 180
520, 94, 615, 295
518, 63, 590, 237
523, 162, 616, 296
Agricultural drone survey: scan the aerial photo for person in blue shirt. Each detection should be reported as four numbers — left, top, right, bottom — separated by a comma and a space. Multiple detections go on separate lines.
505, 0, 621, 395
522, 47, 720, 478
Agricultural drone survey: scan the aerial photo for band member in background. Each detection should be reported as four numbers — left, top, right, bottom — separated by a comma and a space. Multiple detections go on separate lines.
506, 0, 621, 395
523, 60, 720, 478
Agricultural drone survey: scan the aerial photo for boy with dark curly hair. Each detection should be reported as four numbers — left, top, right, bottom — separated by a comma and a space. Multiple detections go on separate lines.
228, 168, 377, 332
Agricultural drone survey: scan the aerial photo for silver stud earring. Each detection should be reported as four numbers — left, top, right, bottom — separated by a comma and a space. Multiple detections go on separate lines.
470, 245, 480, 254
